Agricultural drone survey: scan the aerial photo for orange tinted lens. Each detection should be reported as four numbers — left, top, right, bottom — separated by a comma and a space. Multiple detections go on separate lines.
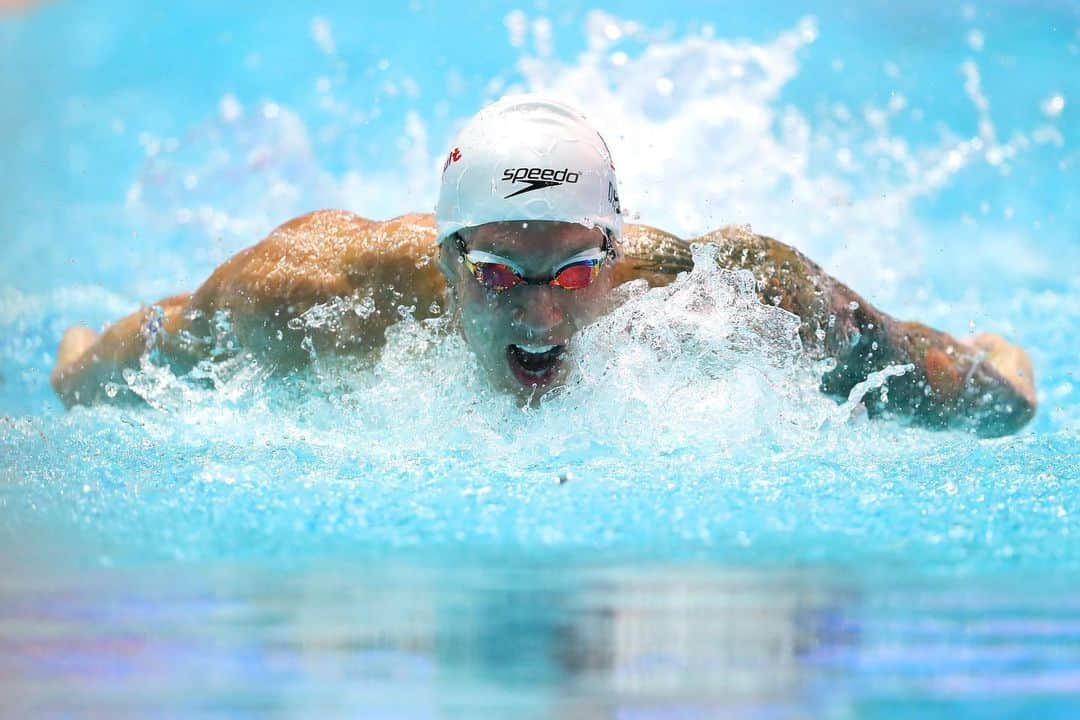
476, 262, 523, 292
551, 262, 598, 290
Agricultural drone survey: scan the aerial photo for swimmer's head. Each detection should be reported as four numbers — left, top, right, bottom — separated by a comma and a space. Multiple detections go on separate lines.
434, 96, 623, 398
441, 219, 619, 398
434, 94, 622, 246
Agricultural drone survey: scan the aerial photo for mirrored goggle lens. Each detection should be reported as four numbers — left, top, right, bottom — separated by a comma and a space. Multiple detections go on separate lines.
470, 258, 602, 292
550, 261, 600, 289
475, 262, 524, 292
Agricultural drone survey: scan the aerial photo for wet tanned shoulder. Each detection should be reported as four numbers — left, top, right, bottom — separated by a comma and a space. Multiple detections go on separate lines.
188, 210, 446, 363
615, 223, 695, 286
618, 223, 843, 353
698, 225, 842, 353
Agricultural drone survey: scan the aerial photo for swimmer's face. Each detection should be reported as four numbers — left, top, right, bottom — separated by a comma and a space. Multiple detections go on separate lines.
440, 220, 618, 399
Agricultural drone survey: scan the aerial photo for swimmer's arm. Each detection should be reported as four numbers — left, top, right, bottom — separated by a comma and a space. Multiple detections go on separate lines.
50, 294, 196, 408
700, 226, 1036, 437
619, 223, 1036, 436
51, 210, 445, 408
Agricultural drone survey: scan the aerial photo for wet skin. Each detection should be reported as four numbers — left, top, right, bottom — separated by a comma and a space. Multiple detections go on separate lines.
439, 221, 618, 398
50, 209, 1037, 437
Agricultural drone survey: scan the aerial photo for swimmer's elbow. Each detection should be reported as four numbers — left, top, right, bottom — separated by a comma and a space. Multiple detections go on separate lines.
51, 326, 98, 408
960, 332, 1037, 437
50, 368, 94, 409
50, 360, 147, 409
972, 393, 1036, 438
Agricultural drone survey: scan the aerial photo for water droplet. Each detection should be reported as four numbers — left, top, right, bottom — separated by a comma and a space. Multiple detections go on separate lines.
1041, 93, 1066, 118
967, 29, 985, 52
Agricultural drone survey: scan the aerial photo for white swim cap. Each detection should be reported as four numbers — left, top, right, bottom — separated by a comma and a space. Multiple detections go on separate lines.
435, 94, 622, 244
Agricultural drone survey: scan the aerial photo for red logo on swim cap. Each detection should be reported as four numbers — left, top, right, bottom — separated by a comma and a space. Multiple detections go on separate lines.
442, 147, 462, 174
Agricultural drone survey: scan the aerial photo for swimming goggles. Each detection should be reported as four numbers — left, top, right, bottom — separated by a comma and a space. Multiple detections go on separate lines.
454, 232, 614, 293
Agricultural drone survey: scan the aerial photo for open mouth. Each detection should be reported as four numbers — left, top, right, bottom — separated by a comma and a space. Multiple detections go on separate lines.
506, 343, 565, 388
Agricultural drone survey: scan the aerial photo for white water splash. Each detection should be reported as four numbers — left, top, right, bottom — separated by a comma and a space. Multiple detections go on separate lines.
833, 362, 914, 424
537, 243, 825, 454
494, 12, 1054, 303
123, 12, 1051, 309
102, 244, 848, 462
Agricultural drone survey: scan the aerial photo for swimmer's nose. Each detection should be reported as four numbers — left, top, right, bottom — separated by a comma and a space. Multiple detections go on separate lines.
511, 288, 565, 337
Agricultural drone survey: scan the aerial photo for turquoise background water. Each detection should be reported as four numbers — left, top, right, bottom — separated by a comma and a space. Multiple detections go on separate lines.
1, 1, 1078, 717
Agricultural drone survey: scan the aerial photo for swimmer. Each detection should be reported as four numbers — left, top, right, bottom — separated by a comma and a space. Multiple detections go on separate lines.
50, 95, 1036, 437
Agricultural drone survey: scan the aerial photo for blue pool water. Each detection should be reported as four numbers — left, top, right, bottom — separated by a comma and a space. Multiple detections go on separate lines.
1, 1, 1078, 717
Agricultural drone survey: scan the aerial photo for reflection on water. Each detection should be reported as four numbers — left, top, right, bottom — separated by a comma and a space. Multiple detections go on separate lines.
0, 559, 838, 717
3, 557, 1078, 718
